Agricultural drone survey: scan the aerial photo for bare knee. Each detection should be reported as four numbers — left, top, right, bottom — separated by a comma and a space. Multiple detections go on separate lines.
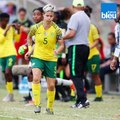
48, 83, 55, 91
33, 76, 40, 84
92, 74, 102, 85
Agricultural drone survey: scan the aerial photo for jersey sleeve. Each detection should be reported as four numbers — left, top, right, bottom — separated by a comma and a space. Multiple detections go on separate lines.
13, 27, 20, 42
56, 26, 62, 40
29, 24, 37, 37
92, 25, 99, 41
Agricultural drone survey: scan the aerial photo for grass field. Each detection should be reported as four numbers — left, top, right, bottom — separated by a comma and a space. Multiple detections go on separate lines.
0, 86, 120, 120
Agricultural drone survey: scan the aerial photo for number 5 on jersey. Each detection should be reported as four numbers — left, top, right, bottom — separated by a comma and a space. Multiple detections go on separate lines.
43, 38, 48, 44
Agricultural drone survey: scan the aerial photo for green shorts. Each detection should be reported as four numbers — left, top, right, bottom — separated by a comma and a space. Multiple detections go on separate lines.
31, 58, 57, 78
0, 55, 16, 72
87, 55, 100, 74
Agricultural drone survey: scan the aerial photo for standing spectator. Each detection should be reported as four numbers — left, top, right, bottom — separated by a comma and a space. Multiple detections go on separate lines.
63, 0, 90, 108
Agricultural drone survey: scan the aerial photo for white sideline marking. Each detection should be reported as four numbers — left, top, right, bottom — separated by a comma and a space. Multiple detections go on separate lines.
10, 107, 33, 112
0, 114, 34, 120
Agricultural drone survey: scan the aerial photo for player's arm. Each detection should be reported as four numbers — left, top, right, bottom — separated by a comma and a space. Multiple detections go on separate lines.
55, 39, 64, 55
55, 27, 64, 55
27, 24, 37, 51
90, 39, 99, 49
13, 24, 21, 42
90, 25, 99, 49
20, 26, 30, 33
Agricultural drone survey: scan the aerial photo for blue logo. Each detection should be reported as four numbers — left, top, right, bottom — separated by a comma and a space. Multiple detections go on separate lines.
101, 3, 117, 20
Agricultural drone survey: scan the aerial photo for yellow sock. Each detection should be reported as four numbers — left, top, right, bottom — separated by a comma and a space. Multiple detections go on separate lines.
47, 89, 55, 111
95, 85, 102, 97
32, 83, 41, 106
6, 82, 13, 94
71, 89, 75, 97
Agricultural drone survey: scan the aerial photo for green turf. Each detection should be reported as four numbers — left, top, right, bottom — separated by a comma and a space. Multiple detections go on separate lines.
0, 86, 120, 120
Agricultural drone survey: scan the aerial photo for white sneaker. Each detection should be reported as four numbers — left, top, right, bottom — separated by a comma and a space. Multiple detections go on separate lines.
3, 94, 14, 102
77, 100, 90, 109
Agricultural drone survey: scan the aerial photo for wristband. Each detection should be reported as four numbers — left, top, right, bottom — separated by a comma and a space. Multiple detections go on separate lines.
62, 53, 66, 58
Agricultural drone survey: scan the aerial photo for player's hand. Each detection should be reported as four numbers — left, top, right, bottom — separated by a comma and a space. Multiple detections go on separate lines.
12, 23, 21, 30
18, 45, 27, 55
110, 59, 117, 70
54, 50, 58, 56
25, 51, 31, 60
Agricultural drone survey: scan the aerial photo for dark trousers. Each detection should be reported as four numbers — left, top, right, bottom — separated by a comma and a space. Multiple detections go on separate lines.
100, 65, 117, 82
68, 45, 89, 104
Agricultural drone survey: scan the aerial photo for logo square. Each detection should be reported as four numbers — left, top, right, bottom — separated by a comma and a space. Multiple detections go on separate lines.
101, 3, 117, 20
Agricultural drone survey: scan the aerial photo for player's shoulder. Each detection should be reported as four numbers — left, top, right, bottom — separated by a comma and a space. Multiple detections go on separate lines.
90, 24, 98, 31
30, 21, 43, 30
52, 22, 60, 29
90, 24, 96, 28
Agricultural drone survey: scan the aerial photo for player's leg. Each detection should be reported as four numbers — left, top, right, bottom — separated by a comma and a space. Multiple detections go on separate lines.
32, 68, 42, 113
89, 55, 103, 101
45, 61, 56, 114
46, 77, 56, 114
31, 58, 43, 113
3, 56, 16, 102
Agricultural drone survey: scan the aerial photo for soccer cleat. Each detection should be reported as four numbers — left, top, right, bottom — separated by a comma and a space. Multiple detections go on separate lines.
83, 100, 90, 108
71, 100, 90, 109
94, 97, 103, 102
34, 106, 41, 113
46, 108, 54, 115
77, 100, 90, 109
3, 94, 14, 102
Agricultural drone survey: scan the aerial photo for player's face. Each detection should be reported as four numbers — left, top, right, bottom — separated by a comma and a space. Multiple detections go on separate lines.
1, 18, 9, 28
19, 11, 26, 20
43, 11, 54, 22
108, 35, 115, 45
33, 10, 43, 23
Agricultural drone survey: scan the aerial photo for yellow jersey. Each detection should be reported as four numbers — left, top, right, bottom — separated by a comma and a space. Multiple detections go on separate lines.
0, 26, 20, 58
29, 22, 62, 62
88, 24, 99, 59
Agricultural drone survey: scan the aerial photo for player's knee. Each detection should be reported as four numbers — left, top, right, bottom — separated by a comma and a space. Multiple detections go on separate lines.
33, 77, 40, 84
5, 69, 12, 82
48, 83, 55, 90
5, 68, 12, 76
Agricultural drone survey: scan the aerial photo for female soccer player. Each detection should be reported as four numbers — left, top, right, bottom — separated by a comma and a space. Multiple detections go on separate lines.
0, 13, 20, 102
26, 4, 64, 114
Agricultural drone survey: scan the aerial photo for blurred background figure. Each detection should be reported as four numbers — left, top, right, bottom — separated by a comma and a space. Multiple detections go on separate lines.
100, 33, 119, 85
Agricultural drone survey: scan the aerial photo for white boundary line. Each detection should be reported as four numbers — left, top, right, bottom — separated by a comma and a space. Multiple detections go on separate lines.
0, 114, 34, 120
